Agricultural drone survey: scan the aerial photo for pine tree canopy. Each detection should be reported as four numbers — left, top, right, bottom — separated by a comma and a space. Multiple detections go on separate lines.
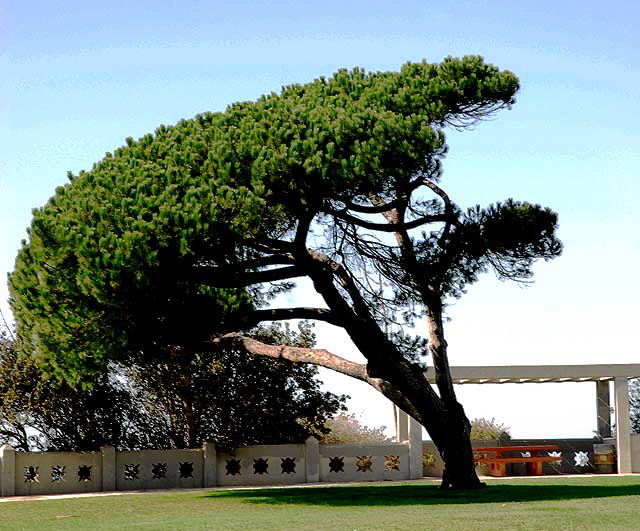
9, 55, 559, 393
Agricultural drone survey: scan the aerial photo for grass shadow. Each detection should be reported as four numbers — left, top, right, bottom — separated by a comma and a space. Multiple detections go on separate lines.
206, 481, 640, 507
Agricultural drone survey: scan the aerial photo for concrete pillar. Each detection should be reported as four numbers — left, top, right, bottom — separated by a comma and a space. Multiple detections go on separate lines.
614, 377, 632, 473
203, 442, 217, 487
305, 436, 320, 483
0, 444, 16, 497
596, 380, 612, 438
408, 416, 423, 479
397, 409, 409, 443
101, 445, 116, 492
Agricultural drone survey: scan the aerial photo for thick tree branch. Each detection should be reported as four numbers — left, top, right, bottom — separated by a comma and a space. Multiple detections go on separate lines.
247, 307, 342, 327
200, 255, 296, 271
324, 207, 447, 232
332, 177, 425, 214
211, 332, 420, 416
194, 265, 306, 287
422, 178, 457, 246
214, 332, 369, 380
369, 192, 420, 275
333, 196, 410, 215
244, 238, 294, 254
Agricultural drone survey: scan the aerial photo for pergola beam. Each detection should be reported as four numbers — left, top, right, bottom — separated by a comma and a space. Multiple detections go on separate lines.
421, 364, 640, 475
425, 364, 640, 384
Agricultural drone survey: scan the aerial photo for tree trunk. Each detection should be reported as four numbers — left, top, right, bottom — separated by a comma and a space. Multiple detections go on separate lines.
390, 370, 484, 489
433, 401, 484, 489
235, 253, 485, 488
424, 297, 484, 489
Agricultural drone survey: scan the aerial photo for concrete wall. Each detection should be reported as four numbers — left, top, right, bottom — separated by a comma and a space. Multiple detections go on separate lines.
318, 443, 409, 483
217, 444, 307, 486
0, 436, 421, 498
630, 434, 640, 473
14, 450, 103, 496
115, 449, 203, 491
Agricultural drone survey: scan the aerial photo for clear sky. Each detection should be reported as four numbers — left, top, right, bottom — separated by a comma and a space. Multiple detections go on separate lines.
1, 0, 639, 438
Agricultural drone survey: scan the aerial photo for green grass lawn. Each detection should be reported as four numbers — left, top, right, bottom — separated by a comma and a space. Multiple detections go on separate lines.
1, 476, 640, 530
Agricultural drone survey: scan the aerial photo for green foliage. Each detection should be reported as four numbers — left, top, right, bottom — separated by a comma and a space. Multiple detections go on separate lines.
9, 55, 522, 385
469, 417, 511, 441
0, 323, 345, 451
320, 413, 391, 444
0, 332, 151, 451
124, 322, 346, 450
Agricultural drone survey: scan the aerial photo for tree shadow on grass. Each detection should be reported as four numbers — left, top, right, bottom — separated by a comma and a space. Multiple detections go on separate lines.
206, 481, 640, 507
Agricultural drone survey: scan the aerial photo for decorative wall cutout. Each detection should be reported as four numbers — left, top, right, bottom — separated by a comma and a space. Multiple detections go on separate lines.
280, 457, 296, 474
124, 463, 140, 480
548, 451, 563, 464
574, 451, 590, 467
385, 455, 400, 471
328, 456, 344, 473
51, 466, 66, 482
226, 459, 242, 476
520, 451, 531, 457
24, 466, 39, 483
356, 456, 373, 472
152, 463, 167, 479
253, 458, 269, 475
78, 465, 92, 482
179, 462, 194, 478
423, 451, 436, 468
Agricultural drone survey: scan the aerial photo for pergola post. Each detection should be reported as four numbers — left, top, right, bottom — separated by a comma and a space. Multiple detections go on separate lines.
596, 380, 612, 438
397, 408, 409, 443
408, 415, 423, 479
614, 377, 632, 473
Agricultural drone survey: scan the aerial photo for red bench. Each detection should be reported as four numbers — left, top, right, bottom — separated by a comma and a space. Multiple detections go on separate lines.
473, 445, 562, 477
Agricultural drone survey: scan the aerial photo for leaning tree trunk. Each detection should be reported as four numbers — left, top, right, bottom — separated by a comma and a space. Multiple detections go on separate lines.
389, 364, 484, 489
425, 298, 484, 489
430, 400, 484, 489
249, 249, 485, 489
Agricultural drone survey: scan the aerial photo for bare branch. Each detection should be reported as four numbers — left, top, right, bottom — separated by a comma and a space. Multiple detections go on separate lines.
325, 207, 447, 232
211, 332, 419, 415
194, 265, 306, 287
248, 307, 342, 327
213, 332, 369, 380
244, 238, 294, 254
422, 178, 458, 247
333, 196, 409, 214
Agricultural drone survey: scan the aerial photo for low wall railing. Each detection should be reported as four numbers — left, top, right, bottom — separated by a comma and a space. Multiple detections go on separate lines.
0, 435, 423, 497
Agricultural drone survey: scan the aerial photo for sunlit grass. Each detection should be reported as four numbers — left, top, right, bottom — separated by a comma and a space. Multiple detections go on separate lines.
1, 476, 639, 530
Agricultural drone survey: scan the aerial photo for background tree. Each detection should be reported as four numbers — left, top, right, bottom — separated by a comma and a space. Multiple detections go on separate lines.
0, 323, 344, 451
0, 331, 150, 451
122, 322, 345, 450
320, 413, 392, 444
469, 418, 511, 441
10, 56, 561, 488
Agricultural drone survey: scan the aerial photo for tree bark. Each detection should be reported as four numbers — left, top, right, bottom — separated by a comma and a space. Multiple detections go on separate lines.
425, 297, 484, 489
217, 330, 484, 489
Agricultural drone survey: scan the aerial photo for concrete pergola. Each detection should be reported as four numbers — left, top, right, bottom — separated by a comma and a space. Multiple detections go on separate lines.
396, 364, 640, 473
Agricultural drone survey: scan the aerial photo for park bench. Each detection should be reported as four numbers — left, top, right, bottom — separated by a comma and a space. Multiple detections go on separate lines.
473, 445, 562, 477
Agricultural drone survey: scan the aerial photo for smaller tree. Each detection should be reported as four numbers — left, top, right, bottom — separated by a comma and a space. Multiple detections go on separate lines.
127, 322, 347, 450
469, 418, 511, 441
0, 322, 345, 451
0, 333, 150, 451
320, 413, 392, 444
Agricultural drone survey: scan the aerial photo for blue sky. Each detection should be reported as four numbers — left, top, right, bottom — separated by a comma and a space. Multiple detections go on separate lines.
1, 0, 639, 438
